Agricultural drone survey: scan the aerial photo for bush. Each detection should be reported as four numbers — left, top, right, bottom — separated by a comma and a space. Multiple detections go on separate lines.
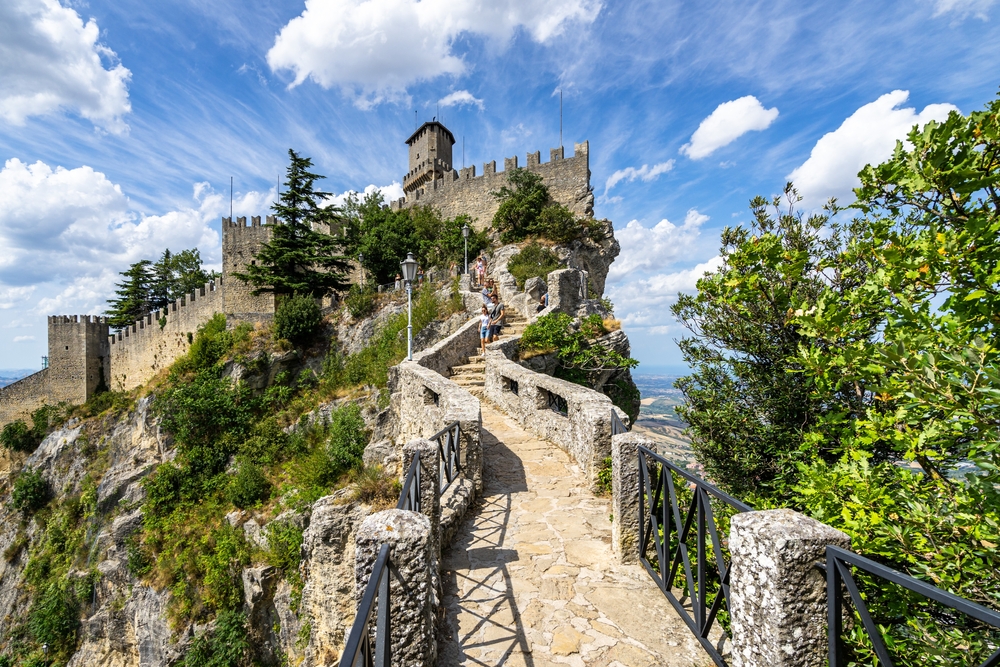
536, 204, 584, 244
0, 420, 38, 453
275, 293, 321, 344
345, 284, 377, 319
180, 609, 251, 667
327, 404, 369, 473
226, 461, 271, 509
28, 582, 79, 655
491, 169, 549, 243
12, 469, 50, 514
596, 456, 613, 496
507, 243, 563, 289
351, 466, 401, 508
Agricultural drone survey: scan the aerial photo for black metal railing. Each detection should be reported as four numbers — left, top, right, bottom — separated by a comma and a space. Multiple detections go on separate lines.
611, 409, 627, 435
546, 389, 568, 416
825, 545, 1000, 666
339, 543, 392, 667
638, 445, 752, 667
430, 421, 461, 494
396, 456, 422, 512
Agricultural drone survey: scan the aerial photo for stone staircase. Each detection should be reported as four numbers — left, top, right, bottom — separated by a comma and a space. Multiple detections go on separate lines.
448, 311, 527, 398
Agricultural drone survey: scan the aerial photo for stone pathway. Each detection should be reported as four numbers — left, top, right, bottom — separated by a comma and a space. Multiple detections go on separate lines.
436, 405, 713, 666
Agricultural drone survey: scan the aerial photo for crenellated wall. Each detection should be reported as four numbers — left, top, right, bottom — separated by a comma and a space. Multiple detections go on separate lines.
108, 280, 223, 392
391, 142, 593, 228
0, 369, 50, 426
222, 216, 275, 317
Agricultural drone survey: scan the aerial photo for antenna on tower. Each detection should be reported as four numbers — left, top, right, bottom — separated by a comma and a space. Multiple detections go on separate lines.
414, 110, 418, 129
462, 136, 465, 169
230, 177, 233, 219
560, 89, 563, 149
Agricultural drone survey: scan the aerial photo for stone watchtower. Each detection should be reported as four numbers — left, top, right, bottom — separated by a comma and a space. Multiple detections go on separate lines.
222, 215, 276, 317
47, 315, 110, 405
403, 121, 456, 196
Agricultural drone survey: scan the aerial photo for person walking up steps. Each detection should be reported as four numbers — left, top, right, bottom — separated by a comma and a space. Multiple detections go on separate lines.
479, 305, 491, 355
487, 292, 505, 343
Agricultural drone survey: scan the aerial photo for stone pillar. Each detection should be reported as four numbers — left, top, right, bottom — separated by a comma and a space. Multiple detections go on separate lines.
728, 509, 850, 667
354, 509, 435, 667
402, 439, 441, 536
611, 432, 646, 564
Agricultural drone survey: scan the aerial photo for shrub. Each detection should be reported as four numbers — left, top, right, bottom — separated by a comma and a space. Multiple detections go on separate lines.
226, 461, 271, 509
351, 466, 400, 508
12, 469, 50, 514
239, 418, 295, 466
275, 293, 321, 344
507, 243, 563, 289
327, 404, 369, 473
596, 456, 613, 496
1, 420, 38, 453
28, 582, 79, 654
181, 609, 251, 667
345, 284, 377, 319
200, 524, 251, 613
491, 169, 549, 243
185, 314, 235, 370
266, 520, 304, 576
30, 404, 61, 437
536, 204, 584, 244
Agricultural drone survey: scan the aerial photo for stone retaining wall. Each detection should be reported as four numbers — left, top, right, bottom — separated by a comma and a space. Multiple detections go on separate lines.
0, 369, 49, 426
411, 316, 481, 377
483, 337, 625, 490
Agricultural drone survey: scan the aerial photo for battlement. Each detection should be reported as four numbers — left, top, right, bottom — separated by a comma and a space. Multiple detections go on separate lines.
48, 315, 109, 326
223, 215, 276, 229
390, 141, 592, 227
108, 279, 221, 345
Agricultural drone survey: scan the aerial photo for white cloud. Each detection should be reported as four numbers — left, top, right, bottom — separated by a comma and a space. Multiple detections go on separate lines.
603, 160, 674, 193
0, 0, 131, 132
266, 0, 601, 107
933, 0, 997, 19
328, 182, 405, 208
439, 90, 484, 110
607, 209, 709, 282
13, 335, 35, 343
0, 158, 274, 316
611, 257, 723, 330
680, 96, 778, 160
788, 90, 957, 206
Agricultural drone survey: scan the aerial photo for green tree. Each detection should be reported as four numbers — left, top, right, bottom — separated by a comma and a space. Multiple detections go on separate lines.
106, 259, 153, 329
341, 191, 417, 284
491, 168, 549, 243
235, 150, 351, 297
150, 249, 213, 309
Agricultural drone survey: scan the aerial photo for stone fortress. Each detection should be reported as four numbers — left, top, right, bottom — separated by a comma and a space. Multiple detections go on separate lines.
0, 121, 594, 427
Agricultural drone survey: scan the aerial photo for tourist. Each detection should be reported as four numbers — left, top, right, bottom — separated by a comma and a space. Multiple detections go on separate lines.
487, 292, 505, 342
394, 273, 401, 291
481, 279, 495, 306
536, 292, 549, 313
479, 305, 491, 355
476, 255, 486, 287
417, 266, 424, 285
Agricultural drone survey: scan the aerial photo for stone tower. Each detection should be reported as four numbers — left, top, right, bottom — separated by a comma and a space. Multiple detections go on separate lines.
47, 315, 110, 405
403, 121, 456, 196
222, 215, 275, 316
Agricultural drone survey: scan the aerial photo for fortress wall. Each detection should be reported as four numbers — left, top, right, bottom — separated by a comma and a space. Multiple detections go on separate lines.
48, 315, 110, 405
109, 281, 223, 391
391, 142, 593, 228
222, 216, 275, 316
0, 369, 50, 427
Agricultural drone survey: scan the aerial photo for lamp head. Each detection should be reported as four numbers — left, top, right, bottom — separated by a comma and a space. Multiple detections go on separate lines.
461, 223, 470, 238
400, 252, 418, 282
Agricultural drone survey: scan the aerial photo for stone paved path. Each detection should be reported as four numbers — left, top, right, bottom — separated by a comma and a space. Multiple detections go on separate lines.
436, 405, 713, 666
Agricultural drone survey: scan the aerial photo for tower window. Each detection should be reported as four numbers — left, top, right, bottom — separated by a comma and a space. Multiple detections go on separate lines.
65, 346, 69, 350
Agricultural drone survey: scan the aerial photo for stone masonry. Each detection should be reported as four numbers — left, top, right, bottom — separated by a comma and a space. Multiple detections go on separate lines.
391, 127, 593, 229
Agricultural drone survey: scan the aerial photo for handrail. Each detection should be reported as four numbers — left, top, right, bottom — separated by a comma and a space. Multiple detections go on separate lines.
429, 421, 462, 494
611, 409, 627, 435
339, 543, 392, 667
826, 545, 1000, 666
638, 444, 751, 667
396, 456, 421, 512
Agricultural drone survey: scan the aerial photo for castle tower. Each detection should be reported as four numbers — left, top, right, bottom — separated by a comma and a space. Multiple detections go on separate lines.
403, 121, 456, 196
47, 315, 110, 405
222, 215, 276, 316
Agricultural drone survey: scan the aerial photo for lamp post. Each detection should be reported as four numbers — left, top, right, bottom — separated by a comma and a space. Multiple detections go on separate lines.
400, 252, 418, 360
358, 252, 364, 290
461, 223, 470, 276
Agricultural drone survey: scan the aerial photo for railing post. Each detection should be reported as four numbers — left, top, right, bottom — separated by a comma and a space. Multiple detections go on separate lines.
402, 439, 441, 604
728, 509, 850, 667
611, 432, 645, 563
355, 510, 435, 667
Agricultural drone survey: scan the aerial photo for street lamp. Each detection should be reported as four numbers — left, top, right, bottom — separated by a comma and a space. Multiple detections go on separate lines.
358, 252, 364, 290
461, 223, 470, 276
400, 252, 418, 360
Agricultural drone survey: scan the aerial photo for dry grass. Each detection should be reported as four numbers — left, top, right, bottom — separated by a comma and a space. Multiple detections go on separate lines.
602, 318, 621, 332
350, 465, 402, 510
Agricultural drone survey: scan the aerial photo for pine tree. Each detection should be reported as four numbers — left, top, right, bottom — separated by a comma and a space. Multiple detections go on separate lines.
150, 248, 212, 309
106, 260, 153, 329
234, 150, 350, 297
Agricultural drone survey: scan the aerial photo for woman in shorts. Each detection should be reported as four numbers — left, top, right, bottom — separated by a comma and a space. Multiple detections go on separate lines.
479, 306, 491, 354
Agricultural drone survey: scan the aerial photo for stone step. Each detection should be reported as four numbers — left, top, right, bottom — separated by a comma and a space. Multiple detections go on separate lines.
452, 377, 484, 387
467, 355, 483, 363
451, 363, 485, 373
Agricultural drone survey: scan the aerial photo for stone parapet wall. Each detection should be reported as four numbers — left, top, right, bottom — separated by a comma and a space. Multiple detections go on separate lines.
388, 361, 483, 493
483, 336, 625, 490
108, 280, 223, 391
391, 142, 593, 228
0, 369, 50, 426
411, 316, 481, 377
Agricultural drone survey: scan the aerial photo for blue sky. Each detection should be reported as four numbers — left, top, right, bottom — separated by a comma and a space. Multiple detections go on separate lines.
1, 0, 998, 373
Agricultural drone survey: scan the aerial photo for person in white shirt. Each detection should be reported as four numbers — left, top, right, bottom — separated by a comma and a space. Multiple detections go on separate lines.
479, 306, 491, 354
